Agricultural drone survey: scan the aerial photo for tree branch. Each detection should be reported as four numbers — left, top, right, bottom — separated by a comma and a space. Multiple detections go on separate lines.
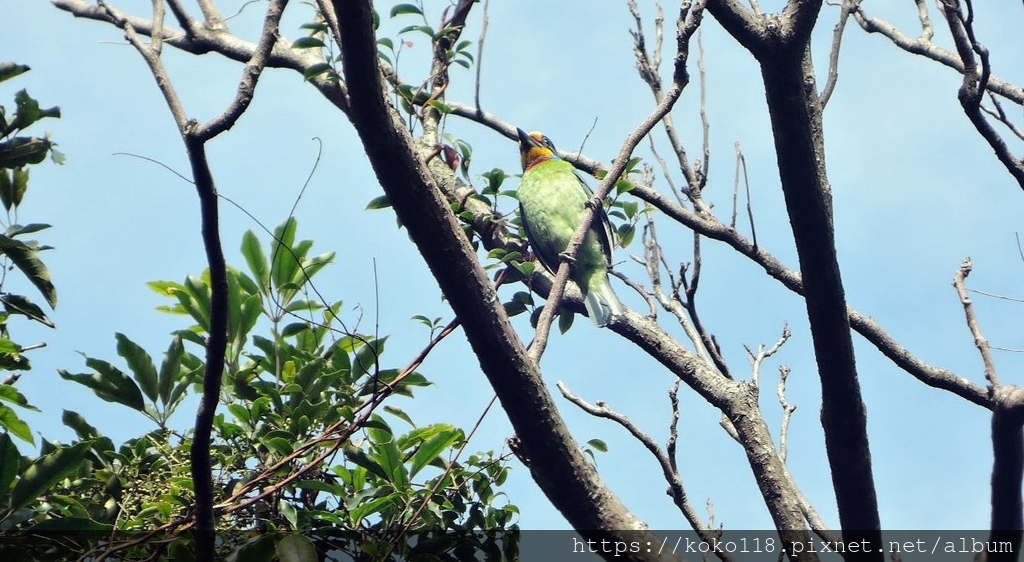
557, 381, 732, 562
852, 4, 1024, 105
52, 0, 352, 113
330, 0, 677, 553
443, 101, 992, 409
938, 0, 1024, 190
706, 2, 881, 553
529, 2, 704, 360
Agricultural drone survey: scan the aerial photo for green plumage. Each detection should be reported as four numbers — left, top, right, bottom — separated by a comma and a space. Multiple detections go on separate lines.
517, 130, 624, 327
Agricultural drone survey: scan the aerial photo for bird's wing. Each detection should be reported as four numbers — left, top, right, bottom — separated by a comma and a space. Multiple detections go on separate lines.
574, 170, 615, 264
519, 200, 560, 275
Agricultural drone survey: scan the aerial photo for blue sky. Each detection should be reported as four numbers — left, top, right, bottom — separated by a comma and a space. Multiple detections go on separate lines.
3, 0, 1024, 531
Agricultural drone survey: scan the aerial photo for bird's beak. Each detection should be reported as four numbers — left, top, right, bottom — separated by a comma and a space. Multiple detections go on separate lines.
517, 127, 538, 148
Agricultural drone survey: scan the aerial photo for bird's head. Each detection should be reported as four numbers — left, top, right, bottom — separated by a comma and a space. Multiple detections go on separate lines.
517, 128, 558, 171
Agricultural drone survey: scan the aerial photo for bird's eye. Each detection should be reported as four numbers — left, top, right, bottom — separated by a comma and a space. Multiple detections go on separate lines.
541, 136, 555, 150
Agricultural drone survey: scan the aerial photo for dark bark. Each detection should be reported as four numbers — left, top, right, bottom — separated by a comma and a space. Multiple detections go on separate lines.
706, 1, 881, 556
331, 2, 676, 558
988, 387, 1024, 562
183, 136, 228, 561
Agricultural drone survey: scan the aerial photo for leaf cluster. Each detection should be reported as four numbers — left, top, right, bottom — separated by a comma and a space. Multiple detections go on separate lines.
1, 219, 517, 560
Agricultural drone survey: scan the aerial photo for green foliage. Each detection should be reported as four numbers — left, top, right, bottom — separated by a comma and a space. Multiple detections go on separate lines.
4, 220, 517, 560
0, 63, 62, 445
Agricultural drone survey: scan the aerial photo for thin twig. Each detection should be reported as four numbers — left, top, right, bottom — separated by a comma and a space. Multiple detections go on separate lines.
529, 5, 703, 360
776, 365, 796, 463
474, 0, 489, 110
557, 381, 732, 562
952, 257, 1000, 387
819, 0, 858, 107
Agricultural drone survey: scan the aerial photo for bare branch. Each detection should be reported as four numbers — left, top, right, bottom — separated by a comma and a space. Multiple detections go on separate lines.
529, 2, 706, 361
195, 0, 285, 140
981, 95, 1024, 143
331, 0, 671, 546
667, 380, 681, 473
745, 323, 791, 388
938, 0, 1024, 190
776, 364, 796, 462
96, 1, 188, 129
195, 0, 226, 31
441, 98, 991, 409
151, 0, 164, 54
952, 257, 999, 388
557, 381, 733, 561
684, 232, 732, 377
53, 0, 352, 113
852, 5, 1024, 105
610, 269, 658, 317
474, 0, 489, 110
642, 217, 717, 369
819, 0, 858, 107
914, 0, 933, 40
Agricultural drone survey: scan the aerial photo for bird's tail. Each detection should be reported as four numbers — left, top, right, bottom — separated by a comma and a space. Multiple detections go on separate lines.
583, 276, 625, 328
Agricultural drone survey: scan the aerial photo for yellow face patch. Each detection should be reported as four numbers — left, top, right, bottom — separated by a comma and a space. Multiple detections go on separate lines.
522, 146, 555, 170
520, 132, 557, 171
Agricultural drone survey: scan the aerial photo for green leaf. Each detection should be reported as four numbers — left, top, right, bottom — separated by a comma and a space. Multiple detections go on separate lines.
389, 3, 423, 17
365, 194, 391, 210
29, 518, 114, 532
383, 405, 415, 428
0, 169, 11, 212
278, 498, 299, 529
343, 446, 389, 481
615, 178, 635, 195
617, 223, 636, 248
241, 230, 270, 295
0, 404, 32, 444
0, 63, 30, 84
0, 137, 51, 169
0, 234, 56, 308
11, 166, 28, 207
557, 310, 574, 334
115, 333, 159, 403
6, 223, 51, 237
428, 100, 453, 114
0, 294, 52, 327
399, 24, 435, 37
277, 534, 317, 562
0, 385, 35, 410
60, 360, 145, 412
303, 62, 333, 81
9, 441, 91, 512
511, 260, 535, 278
350, 492, 400, 525
183, 275, 212, 330
226, 534, 277, 562
291, 37, 325, 49
0, 432, 20, 503
587, 438, 608, 453
270, 219, 299, 294
157, 336, 184, 406
263, 437, 293, 456
409, 427, 460, 478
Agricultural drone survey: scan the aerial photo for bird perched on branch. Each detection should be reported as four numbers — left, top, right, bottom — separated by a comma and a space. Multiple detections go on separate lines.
516, 128, 624, 327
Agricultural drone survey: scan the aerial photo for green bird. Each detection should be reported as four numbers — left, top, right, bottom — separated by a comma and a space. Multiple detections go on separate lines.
516, 128, 625, 327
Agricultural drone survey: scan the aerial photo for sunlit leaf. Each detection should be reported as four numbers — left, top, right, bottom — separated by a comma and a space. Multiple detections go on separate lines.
9, 441, 90, 512
277, 534, 317, 562
115, 333, 159, 403
390, 3, 423, 17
